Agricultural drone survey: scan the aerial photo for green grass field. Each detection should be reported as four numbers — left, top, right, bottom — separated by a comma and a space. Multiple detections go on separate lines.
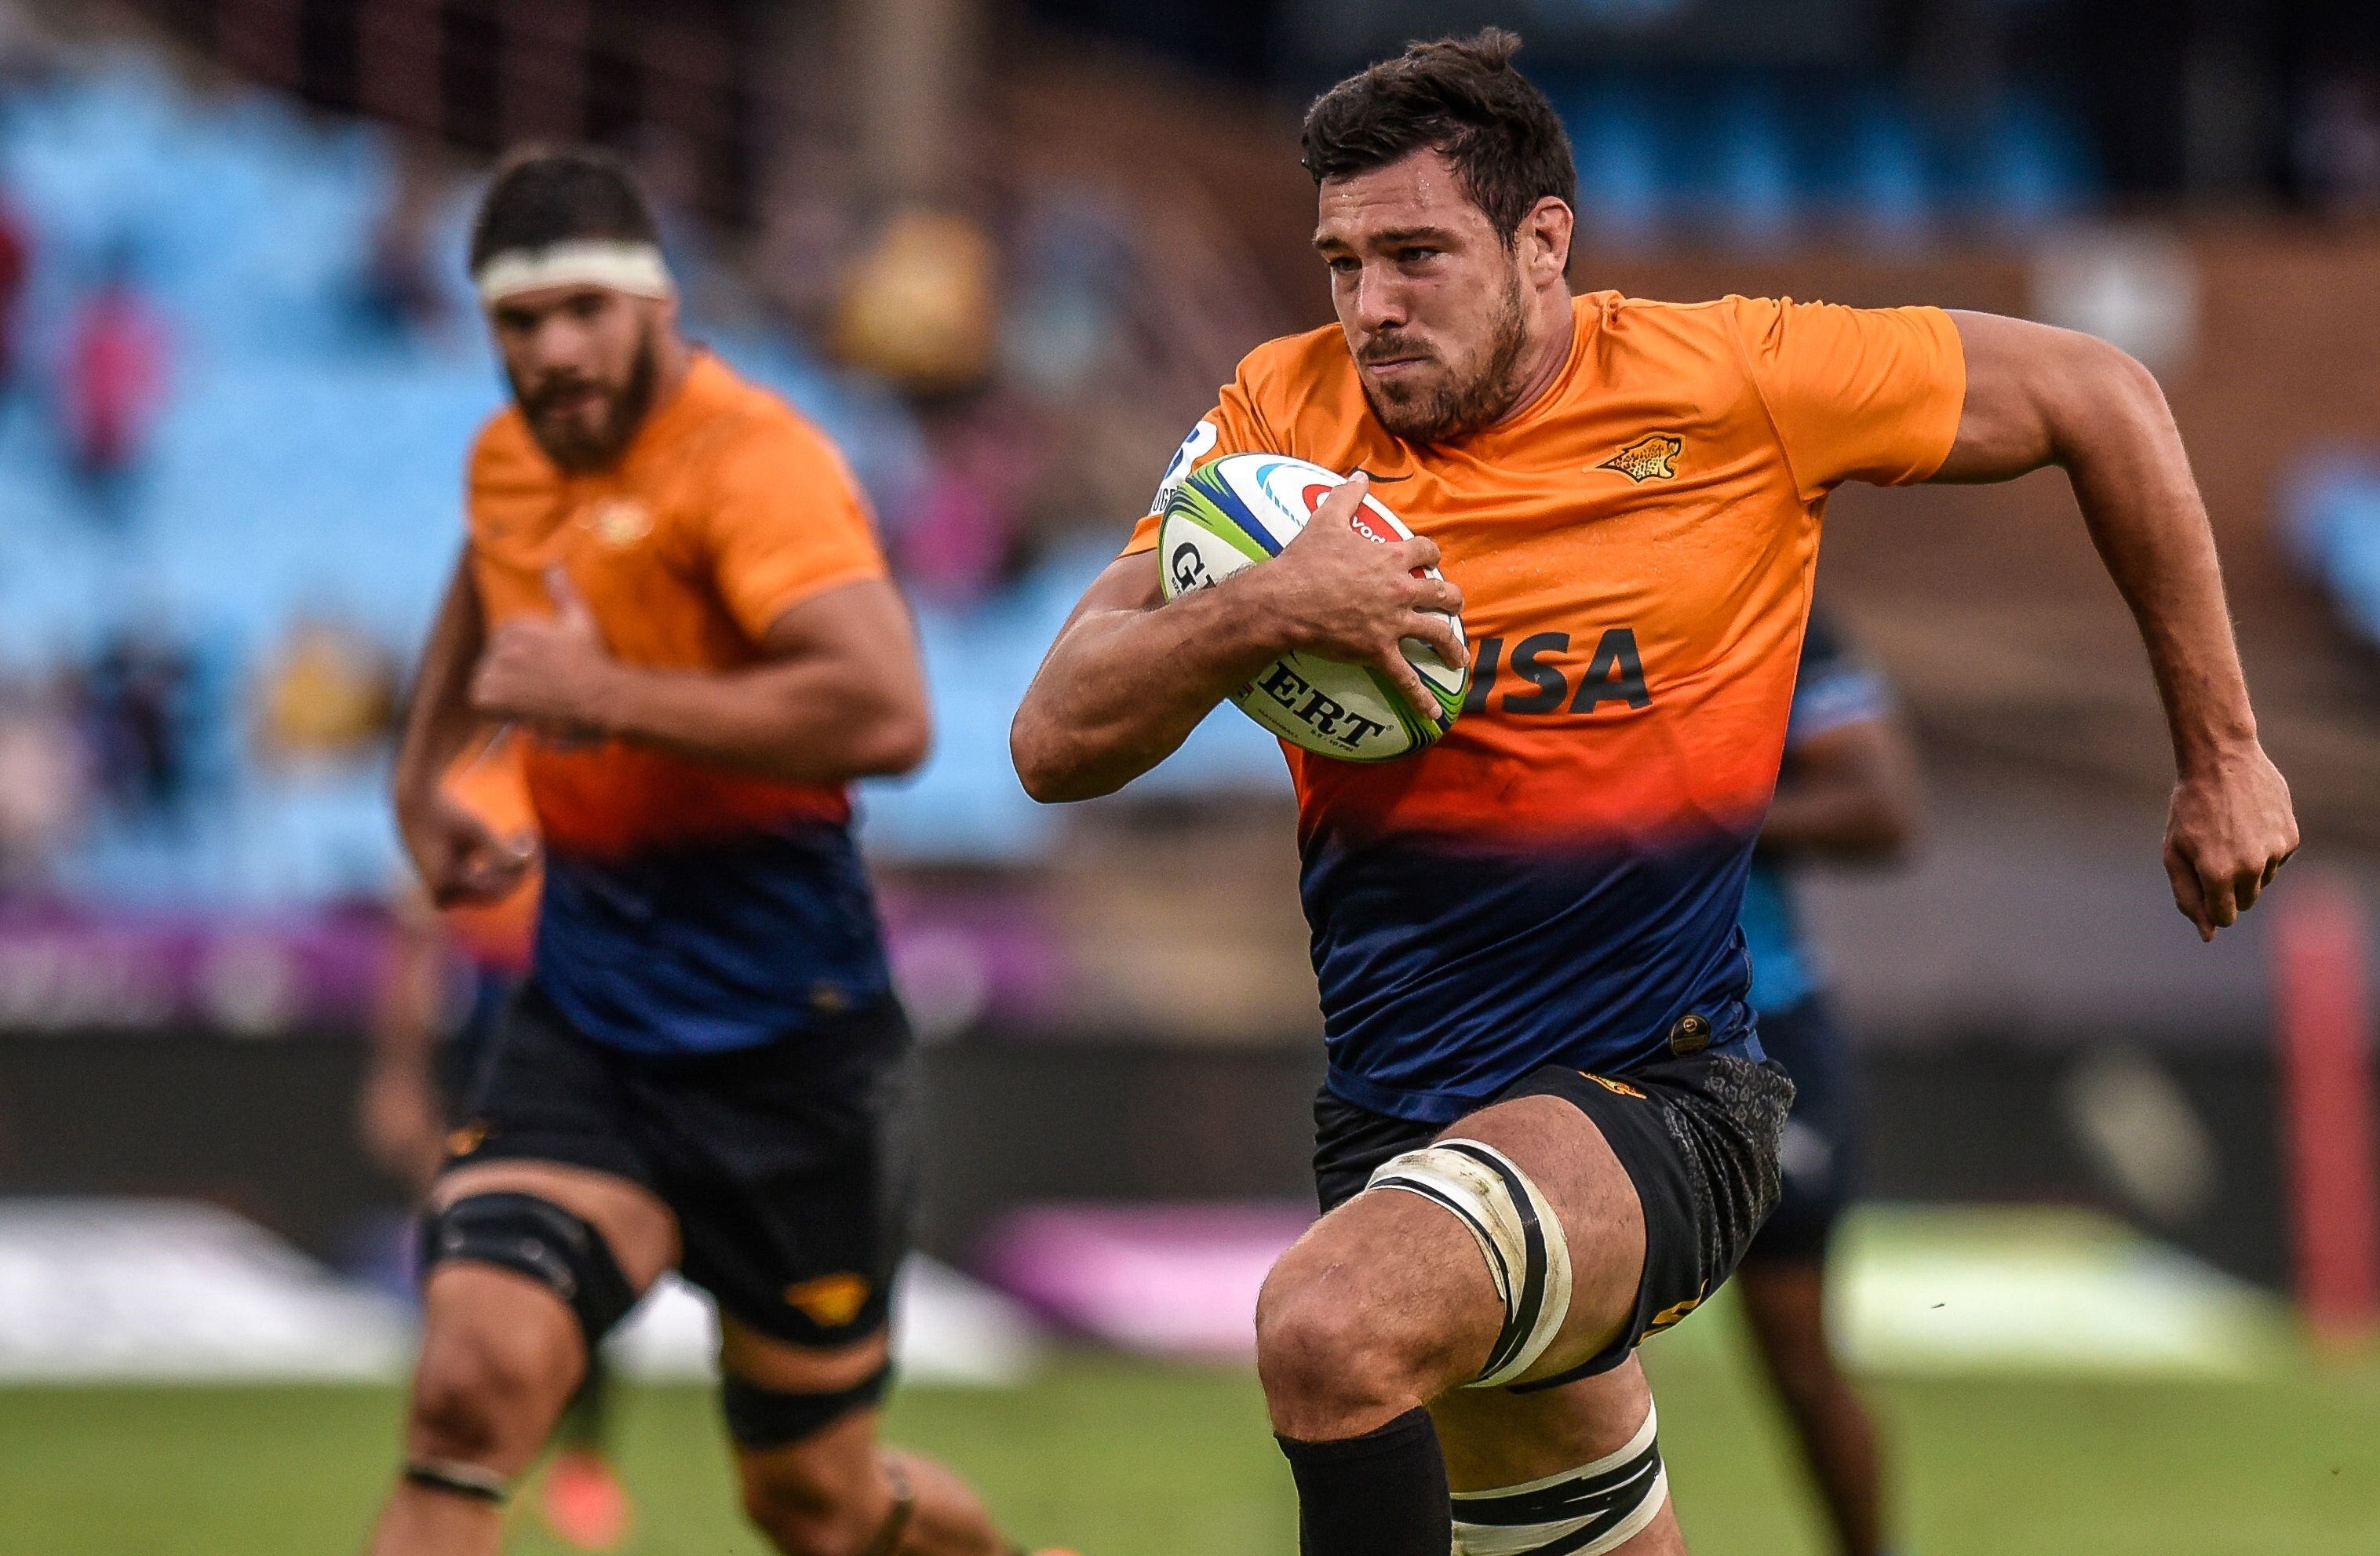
6, 1332, 2379, 1556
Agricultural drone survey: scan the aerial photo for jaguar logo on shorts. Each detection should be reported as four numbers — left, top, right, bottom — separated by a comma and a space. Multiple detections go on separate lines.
785, 1272, 873, 1327
1648, 1290, 1706, 1332
579, 497, 654, 548
1597, 433, 1683, 483
446, 1121, 489, 1157
1581, 1073, 1646, 1099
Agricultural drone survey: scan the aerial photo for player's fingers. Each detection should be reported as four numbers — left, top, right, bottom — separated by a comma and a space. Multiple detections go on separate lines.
2164, 841, 2214, 942
545, 563, 592, 622
1310, 472, 1371, 530
1403, 613, 1469, 672
2197, 858, 2240, 934
1393, 534, 1443, 573
1373, 647, 1438, 718
2231, 862, 2267, 916
1407, 574, 1463, 617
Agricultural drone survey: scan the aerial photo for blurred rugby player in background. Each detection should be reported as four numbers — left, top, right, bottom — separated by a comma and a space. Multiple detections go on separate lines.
372, 146, 1065, 1556
1733, 610, 1920, 1556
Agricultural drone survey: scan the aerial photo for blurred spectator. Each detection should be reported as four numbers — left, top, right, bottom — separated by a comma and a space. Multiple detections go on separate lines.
1001, 187, 1136, 402
60, 250, 169, 527
352, 144, 450, 341
254, 617, 400, 768
895, 398, 1050, 608
832, 208, 1000, 399
2295, 69, 2380, 216
74, 629, 197, 824
0, 185, 27, 413
0, 675, 87, 889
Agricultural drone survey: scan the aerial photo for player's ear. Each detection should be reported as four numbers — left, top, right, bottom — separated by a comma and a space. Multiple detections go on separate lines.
1522, 198, 1573, 285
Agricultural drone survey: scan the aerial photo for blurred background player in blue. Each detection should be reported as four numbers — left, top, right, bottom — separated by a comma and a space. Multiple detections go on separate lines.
1735, 608, 1922, 1556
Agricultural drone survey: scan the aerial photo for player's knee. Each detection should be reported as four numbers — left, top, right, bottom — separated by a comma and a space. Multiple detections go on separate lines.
1255, 1255, 1438, 1427
407, 1321, 576, 1464
736, 1452, 877, 1556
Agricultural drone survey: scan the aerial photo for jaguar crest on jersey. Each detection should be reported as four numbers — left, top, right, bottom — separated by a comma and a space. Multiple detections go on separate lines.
1598, 433, 1683, 483
580, 497, 654, 547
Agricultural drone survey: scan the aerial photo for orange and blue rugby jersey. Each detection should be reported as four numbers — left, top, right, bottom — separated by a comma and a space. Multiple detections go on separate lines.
1128, 293, 1964, 1121
466, 352, 895, 1053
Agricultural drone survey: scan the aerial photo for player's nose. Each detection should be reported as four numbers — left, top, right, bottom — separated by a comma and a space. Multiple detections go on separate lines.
1352, 266, 1408, 332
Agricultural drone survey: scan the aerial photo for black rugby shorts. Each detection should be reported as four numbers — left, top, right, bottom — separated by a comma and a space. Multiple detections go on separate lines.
1312, 1047, 1794, 1386
440, 983, 917, 1348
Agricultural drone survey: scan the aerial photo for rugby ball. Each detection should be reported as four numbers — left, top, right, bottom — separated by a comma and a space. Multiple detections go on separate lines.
1157, 453, 1467, 762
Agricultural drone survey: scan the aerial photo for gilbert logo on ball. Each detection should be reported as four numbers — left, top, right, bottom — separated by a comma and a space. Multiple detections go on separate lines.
1157, 452, 1467, 762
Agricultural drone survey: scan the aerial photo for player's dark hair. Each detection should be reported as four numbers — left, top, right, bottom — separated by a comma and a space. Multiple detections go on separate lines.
468, 144, 659, 271
1299, 29, 1576, 245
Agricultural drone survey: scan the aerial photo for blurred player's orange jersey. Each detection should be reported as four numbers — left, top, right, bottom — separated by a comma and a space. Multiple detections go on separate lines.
1128, 293, 1963, 1121
465, 352, 895, 1052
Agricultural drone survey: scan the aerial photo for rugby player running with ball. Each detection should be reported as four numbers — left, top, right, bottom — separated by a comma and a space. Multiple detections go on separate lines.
374, 147, 1059, 1556
1011, 31, 2298, 1556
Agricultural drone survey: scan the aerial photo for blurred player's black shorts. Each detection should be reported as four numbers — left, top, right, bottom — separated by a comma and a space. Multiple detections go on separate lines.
1739, 993, 1858, 1267
1313, 1047, 1793, 1387
441, 982, 917, 1348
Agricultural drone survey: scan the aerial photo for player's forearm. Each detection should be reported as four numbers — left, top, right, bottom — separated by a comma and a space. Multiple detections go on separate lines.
1012, 574, 1294, 804
1759, 772, 1913, 860
2054, 355, 2260, 777
587, 658, 930, 785
393, 559, 491, 812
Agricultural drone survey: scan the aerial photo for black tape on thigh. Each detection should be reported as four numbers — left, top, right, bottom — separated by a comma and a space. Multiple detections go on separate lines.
720, 1365, 893, 1448
418, 1192, 640, 1346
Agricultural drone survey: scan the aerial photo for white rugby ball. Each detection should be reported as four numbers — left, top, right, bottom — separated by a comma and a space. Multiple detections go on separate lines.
1157, 452, 1467, 762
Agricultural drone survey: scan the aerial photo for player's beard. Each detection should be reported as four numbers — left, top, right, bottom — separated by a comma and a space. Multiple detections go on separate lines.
515, 326, 661, 473
1360, 260, 1531, 444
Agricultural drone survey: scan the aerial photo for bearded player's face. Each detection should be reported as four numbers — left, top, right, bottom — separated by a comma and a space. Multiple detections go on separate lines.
1316, 148, 1533, 443
489, 285, 666, 472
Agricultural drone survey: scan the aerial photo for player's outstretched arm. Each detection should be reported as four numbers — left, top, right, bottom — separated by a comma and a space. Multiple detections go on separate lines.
1932, 310, 2298, 938
1011, 474, 1465, 804
471, 573, 933, 786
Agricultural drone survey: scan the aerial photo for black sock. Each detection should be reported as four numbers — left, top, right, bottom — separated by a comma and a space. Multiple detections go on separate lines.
1276, 1408, 1450, 1556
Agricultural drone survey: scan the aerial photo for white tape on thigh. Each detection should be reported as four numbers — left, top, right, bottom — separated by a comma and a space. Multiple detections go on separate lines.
1365, 1139, 1574, 1388
1450, 1402, 1668, 1556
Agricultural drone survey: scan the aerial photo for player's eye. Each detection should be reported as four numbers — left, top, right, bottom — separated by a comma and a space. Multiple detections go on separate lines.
1399, 246, 1438, 264
1325, 255, 1360, 275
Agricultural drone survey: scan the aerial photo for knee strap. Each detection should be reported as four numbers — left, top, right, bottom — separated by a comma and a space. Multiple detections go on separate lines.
720, 1362, 893, 1448
403, 1456, 510, 1504
418, 1192, 640, 1348
1365, 1139, 1574, 1388
1450, 1402, 1667, 1556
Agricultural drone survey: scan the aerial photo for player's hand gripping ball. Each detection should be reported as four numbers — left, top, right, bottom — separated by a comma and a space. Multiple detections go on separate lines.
1159, 453, 1467, 760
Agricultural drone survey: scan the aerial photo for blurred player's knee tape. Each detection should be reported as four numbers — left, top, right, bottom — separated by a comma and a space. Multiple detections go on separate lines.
1450, 1402, 1668, 1555
721, 1363, 893, 1448
403, 1457, 512, 1505
417, 1192, 639, 1346
1365, 1139, 1574, 1387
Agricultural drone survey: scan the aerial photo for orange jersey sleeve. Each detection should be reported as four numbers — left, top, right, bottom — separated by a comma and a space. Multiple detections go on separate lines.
694, 417, 890, 640
1124, 355, 1292, 556
1729, 297, 1966, 501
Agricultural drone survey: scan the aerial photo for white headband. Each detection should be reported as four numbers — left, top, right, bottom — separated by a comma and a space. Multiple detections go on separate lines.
474, 240, 676, 307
